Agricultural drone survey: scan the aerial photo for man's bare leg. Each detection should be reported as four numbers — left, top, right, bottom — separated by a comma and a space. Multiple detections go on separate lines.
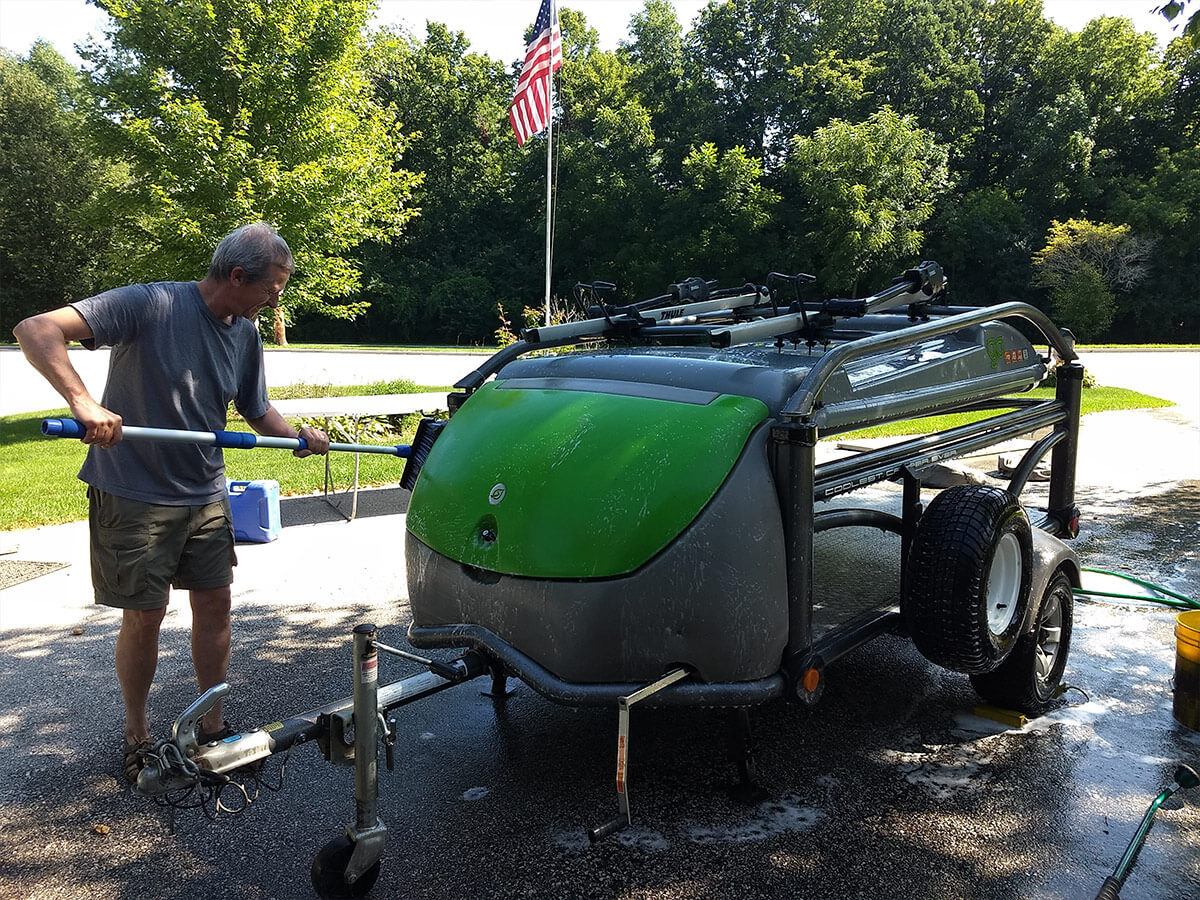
190, 586, 232, 736
116, 606, 168, 742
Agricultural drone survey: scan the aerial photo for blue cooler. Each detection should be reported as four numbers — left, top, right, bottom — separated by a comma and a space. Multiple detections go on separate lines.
228, 480, 281, 543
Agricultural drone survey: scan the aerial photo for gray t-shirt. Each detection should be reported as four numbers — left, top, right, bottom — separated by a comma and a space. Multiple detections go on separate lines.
72, 281, 271, 505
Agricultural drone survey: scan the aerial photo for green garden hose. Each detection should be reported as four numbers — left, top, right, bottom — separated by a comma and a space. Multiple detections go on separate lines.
1094, 764, 1200, 899
1075, 567, 1199, 610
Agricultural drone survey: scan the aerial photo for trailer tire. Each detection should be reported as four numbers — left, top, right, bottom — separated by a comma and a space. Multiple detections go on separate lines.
970, 569, 1073, 712
311, 835, 381, 899
904, 485, 1032, 675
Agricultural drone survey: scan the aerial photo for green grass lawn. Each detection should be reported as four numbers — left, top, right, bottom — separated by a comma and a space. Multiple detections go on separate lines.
0, 383, 1173, 531
1, 379, 447, 530
843, 385, 1171, 438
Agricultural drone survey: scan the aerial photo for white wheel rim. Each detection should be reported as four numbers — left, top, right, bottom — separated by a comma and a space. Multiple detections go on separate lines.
987, 532, 1022, 635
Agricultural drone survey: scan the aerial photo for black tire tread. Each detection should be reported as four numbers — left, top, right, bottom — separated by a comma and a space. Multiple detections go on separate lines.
970, 571, 1074, 712
904, 485, 1032, 675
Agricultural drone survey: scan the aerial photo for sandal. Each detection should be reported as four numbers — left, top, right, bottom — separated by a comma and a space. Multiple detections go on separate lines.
123, 736, 151, 785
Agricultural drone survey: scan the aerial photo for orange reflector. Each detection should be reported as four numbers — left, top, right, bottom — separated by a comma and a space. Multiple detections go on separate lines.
803, 667, 821, 694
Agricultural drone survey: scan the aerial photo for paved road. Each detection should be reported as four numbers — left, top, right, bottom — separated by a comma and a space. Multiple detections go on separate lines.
1, 348, 1197, 900
3, 344, 1196, 419
0, 347, 492, 417
1076, 347, 1200, 421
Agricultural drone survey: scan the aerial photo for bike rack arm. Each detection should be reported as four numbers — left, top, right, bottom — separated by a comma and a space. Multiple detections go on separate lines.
454, 337, 582, 392
826, 260, 945, 318
780, 301, 1077, 422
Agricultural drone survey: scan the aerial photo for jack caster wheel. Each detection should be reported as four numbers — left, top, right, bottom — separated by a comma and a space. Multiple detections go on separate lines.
311, 835, 381, 899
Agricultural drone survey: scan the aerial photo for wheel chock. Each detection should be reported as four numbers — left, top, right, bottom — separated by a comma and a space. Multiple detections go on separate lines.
973, 704, 1027, 728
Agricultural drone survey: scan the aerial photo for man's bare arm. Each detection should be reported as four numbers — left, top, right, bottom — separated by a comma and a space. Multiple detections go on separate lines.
245, 406, 330, 458
12, 308, 123, 447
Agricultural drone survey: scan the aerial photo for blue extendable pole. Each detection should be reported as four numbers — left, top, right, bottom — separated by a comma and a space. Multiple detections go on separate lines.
41, 418, 412, 458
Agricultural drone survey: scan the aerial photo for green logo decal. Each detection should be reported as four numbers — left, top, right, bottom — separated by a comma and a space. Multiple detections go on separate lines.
986, 337, 1004, 369
985, 336, 1029, 367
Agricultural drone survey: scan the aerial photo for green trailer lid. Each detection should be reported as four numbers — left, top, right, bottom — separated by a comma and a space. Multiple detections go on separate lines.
406, 381, 768, 579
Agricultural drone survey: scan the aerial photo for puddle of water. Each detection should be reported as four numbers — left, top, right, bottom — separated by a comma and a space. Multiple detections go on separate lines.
550, 828, 591, 852
684, 793, 823, 844
616, 827, 672, 851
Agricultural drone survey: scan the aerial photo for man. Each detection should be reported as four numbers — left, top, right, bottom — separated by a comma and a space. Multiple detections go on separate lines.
13, 222, 331, 783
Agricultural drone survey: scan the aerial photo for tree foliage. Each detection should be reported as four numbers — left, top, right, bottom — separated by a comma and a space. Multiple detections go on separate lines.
1108, 146, 1200, 338
1159, 1, 1200, 47
924, 186, 1031, 304
1033, 220, 1151, 291
786, 108, 950, 293
344, 23, 527, 344
663, 143, 779, 282
81, 0, 419, 339
3, 0, 1197, 345
1033, 219, 1152, 339
0, 43, 125, 334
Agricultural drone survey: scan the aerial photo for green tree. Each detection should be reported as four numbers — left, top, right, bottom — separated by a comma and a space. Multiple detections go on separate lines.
682, 0, 975, 166
1108, 147, 1200, 340
958, 0, 1055, 192
1162, 30, 1200, 145
686, 0, 826, 167
0, 43, 126, 334
924, 187, 1032, 305
955, 5, 1172, 248
1158, 1, 1200, 47
1032, 218, 1151, 339
855, 0, 985, 154
82, 0, 419, 343
342, 23, 531, 344
1047, 265, 1114, 341
998, 16, 1168, 229
551, 8, 667, 301
660, 143, 779, 285
1066, 17, 1167, 180
621, 0, 696, 183
785, 107, 950, 294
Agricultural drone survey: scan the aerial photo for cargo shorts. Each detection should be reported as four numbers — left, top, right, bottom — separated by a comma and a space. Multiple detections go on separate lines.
88, 486, 237, 610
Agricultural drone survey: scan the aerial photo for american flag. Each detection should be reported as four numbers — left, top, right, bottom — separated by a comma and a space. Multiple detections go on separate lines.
509, 0, 563, 146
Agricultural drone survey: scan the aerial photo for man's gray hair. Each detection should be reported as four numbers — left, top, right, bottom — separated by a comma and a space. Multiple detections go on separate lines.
208, 222, 294, 282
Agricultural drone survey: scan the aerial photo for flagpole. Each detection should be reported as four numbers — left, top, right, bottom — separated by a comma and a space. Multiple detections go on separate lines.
542, 1, 556, 327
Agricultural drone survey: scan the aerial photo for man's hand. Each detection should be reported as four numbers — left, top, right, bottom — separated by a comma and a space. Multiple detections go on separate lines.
294, 424, 330, 457
248, 408, 330, 457
70, 397, 124, 448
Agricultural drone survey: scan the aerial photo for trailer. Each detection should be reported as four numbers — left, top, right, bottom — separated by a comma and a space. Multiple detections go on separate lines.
131, 262, 1083, 898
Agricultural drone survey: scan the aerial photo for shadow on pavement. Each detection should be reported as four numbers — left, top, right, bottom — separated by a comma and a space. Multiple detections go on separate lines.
279, 485, 409, 527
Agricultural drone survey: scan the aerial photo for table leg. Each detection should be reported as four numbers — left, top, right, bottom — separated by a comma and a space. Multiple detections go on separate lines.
350, 416, 361, 521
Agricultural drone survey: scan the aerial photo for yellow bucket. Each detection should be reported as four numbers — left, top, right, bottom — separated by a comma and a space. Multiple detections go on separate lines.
1174, 610, 1200, 731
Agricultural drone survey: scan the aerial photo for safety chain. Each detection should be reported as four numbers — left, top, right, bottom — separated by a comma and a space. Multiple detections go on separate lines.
134, 736, 302, 830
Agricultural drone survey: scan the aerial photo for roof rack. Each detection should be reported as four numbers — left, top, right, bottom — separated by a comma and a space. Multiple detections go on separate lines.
455, 261, 1076, 393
